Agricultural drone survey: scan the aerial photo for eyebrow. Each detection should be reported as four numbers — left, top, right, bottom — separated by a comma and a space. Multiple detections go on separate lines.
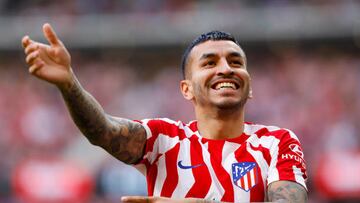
199, 53, 217, 61
199, 51, 244, 61
228, 52, 242, 58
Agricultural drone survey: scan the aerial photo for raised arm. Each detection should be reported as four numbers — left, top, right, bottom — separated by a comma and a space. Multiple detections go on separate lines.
22, 23, 147, 164
267, 180, 308, 203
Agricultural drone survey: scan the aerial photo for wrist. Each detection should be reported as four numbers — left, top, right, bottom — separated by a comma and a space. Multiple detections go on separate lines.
56, 68, 77, 91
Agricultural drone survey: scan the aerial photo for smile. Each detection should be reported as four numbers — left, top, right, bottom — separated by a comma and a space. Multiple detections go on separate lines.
213, 81, 239, 90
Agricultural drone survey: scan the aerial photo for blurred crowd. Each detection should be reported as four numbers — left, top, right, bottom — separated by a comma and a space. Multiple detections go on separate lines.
0, 45, 359, 202
0, 0, 360, 203
0, 0, 354, 16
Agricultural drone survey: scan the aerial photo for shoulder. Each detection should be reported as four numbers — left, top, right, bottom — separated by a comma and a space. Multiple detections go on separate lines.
138, 118, 186, 126
137, 118, 194, 139
245, 122, 300, 141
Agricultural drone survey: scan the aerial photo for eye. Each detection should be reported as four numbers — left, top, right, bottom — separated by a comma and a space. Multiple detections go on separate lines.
230, 60, 243, 67
203, 61, 216, 67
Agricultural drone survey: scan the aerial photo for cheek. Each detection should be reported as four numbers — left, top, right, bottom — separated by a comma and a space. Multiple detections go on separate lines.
238, 71, 251, 84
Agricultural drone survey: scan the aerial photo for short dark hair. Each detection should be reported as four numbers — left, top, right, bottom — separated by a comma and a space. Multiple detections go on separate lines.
181, 30, 240, 78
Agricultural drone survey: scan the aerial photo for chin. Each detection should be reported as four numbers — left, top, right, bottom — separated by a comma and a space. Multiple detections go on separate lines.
214, 98, 246, 110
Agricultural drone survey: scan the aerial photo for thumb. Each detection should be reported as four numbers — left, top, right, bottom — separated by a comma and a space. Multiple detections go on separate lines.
42, 23, 61, 46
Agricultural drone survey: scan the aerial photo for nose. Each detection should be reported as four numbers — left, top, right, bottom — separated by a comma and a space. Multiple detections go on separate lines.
216, 59, 234, 76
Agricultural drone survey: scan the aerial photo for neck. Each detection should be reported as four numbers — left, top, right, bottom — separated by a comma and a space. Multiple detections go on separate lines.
195, 106, 245, 140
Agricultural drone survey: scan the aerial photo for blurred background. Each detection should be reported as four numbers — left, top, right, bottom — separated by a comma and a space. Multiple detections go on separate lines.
0, 0, 360, 202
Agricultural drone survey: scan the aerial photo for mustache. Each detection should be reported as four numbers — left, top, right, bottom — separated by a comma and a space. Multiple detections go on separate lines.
208, 75, 244, 87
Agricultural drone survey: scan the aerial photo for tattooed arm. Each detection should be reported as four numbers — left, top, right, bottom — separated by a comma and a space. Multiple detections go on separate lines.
267, 180, 308, 203
60, 77, 146, 164
22, 23, 147, 164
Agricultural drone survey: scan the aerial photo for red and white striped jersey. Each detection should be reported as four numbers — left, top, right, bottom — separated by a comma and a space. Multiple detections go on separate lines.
134, 118, 307, 202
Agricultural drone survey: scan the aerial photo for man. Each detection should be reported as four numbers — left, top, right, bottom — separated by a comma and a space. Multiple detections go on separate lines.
22, 23, 307, 203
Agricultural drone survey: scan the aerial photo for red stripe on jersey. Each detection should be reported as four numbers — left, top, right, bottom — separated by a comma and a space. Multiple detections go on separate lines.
249, 143, 272, 166
145, 159, 157, 196
161, 143, 180, 197
247, 171, 253, 190
185, 135, 211, 198
240, 175, 245, 190
142, 120, 188, 157
158, 120, 188, 140
253, 167, 258, 184
143, 120, 162, 155
234, 145, 265, 202
276, 131, 304, 182
146, 153, 163, 196
208, 141, 234, 202
188, 121, 197, 132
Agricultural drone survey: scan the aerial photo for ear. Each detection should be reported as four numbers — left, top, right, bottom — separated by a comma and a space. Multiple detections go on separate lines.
248, 87, 253, 99
248, 88, 253, 99
248, 76, 253, 99
180, 80, 194, 101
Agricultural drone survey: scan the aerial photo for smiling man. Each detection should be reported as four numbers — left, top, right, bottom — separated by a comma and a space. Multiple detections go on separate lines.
22, 24, 307, 203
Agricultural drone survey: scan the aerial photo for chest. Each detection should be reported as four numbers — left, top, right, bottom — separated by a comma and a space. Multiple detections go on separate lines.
152, 137, 269, 201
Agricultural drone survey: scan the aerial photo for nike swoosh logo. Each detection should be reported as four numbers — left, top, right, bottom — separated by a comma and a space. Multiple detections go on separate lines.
178, 160, 204, 169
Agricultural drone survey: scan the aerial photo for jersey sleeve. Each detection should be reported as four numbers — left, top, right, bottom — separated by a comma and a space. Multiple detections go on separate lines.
133, 118, 163, 166
267, 129, 307, 190
132, 118, 181, 170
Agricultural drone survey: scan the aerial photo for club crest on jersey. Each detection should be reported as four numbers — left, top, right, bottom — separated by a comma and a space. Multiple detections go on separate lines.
289, 144, 304, 158
232, 162, 258, 192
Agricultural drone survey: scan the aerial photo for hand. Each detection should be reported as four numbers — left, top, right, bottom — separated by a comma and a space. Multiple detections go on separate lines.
22, 23, 73, 87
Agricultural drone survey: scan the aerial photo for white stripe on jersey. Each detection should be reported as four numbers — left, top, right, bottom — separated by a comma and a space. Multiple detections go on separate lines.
199, 139, 225, 201
267, 137, 281, 185
171, 139, 195, 198
153, 155, 167, 196
160, 118, 182, 126
222, 141, 249, 203
140, 119, 154, 139
158, 134, 180, 154
292, 165, 307, 190
288, 130, 300, 141
144, 133, 179, 165
183, 125, 196, 138
244, 123, 267, 135
250, 169, 256, 187
246, 134, 279, 186
243, 173, 249, 191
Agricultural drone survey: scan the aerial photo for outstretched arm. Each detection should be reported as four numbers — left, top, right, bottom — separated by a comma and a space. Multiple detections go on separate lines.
59, 76, 146, 164
22, 23, 147, 164
267, 180, 308, 203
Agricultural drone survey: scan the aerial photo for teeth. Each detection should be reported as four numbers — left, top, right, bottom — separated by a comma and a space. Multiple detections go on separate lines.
215, 82, 236, 90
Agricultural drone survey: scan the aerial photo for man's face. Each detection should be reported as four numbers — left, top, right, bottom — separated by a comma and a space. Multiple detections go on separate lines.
181, 40, 252, 110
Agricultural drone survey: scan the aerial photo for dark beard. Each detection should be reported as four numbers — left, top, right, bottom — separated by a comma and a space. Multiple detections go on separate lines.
216, 84, 250, 110
193, 82, 250, 110
216, 97, 248, 110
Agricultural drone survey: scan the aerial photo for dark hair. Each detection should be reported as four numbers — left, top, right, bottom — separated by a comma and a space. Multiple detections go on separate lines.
181, 30, 240, 78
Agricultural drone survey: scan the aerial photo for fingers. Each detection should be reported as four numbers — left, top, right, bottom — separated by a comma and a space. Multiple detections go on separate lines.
28, 60, 44, 74
25, 50, 44, 74
25, 50, 39, 64
22, 35, 31, 48
24, 43, 39, 55
43, 23, 60, 46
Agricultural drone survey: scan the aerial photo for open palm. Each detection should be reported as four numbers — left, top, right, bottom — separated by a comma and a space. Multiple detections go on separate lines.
22, 23, 72, 86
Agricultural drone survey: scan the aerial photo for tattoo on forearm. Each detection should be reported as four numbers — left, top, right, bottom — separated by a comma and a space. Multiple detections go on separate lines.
60, 78, 146, 164
267, 181, 307, 203
61, 78, 107, 141
108, 117, 146, 163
